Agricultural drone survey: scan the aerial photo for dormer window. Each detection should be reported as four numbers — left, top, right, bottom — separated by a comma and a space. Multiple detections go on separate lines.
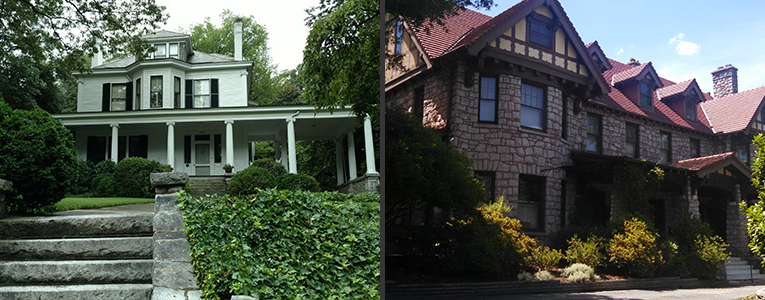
169, 43, 178, 58
529, 17, 552, 48
685, 98, 697, 120
639, 82, 652, 107
394, 20, 403, 55
151, 43, 180, 59
153, 44, 166, 58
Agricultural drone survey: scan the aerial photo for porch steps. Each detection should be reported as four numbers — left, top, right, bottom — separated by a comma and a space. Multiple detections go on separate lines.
0, 211, 154, 299
725, 257, 765, 282
188, 176, 228, 198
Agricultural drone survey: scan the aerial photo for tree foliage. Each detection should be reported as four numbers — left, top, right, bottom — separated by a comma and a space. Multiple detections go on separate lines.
743, 134, 765, 262
303, 0, 380, 119
186, 10, 277, 104
386, 0, 495, 29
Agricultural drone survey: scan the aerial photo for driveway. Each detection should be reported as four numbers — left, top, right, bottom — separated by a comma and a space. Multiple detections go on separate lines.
454, 284, 764, 300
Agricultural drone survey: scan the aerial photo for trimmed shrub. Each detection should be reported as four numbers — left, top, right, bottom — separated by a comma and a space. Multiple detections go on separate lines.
526, 246, 563, 271
178, 190, 379, 300
94, 160, 116, 176
91, 173, 116, 197
72, 160, 96, 195
562, 263, 599, 282
608, 218, 663, 278
251, 158, 286, 177
534, 270, 555, 281
113, 157, 171, 198
0, 99, 78, 213
274, 173, 320, 192
566, 235, 605, 268
228, 167, 275, 195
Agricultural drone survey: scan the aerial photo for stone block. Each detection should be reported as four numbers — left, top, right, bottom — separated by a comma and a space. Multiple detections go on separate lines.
152, 286, 186, 300
151, 172, 189, 188
0, 179, 11, 192
153, 269, 199, 289
232, 296, 259, 300
154, 261, 195, 273
155, 194, 181, 212
154, 239, 192, 262
154, 231, 188, 240
154, 211, 185, 231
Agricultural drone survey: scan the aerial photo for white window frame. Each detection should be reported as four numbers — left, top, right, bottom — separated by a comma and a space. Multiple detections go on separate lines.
193, 79, 211, 108
111, 83, 127, 111
150, 76, 163, 108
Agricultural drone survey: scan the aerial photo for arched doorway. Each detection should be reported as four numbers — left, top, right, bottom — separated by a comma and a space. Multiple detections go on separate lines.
697, 186, 731, 240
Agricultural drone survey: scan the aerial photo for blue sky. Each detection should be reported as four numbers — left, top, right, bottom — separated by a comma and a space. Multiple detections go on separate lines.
478, 0, 765, 94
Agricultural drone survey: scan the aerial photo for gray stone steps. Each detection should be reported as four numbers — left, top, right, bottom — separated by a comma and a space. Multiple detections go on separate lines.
0, 236, 153, 260
0, 284, 153, 300
188, 177, 227, 198
726, 257, 765, 281
0, 213, 153, 239
0, 259, 153, 285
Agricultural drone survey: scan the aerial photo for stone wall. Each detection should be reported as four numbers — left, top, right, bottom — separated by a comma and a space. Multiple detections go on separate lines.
338, 174, 380, 195
712, 65, 738, 99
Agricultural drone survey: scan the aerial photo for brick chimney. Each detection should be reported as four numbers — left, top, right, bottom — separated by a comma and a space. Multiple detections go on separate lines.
234, 18, 243, 61
711, 64, 738, 98
628, 58, 640, 67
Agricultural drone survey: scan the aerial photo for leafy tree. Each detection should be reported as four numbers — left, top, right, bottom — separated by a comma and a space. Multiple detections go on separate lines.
186, 10, 277, 105
272, 67, 305, 105
303, 0, 379, 119
743, 134, 765, 262
386, 0, 495, 29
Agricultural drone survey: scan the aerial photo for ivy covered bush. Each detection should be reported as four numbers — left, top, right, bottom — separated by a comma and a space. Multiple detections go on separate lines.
228, 166, 275, 195
178, 190, 380, 299
0, 99, 78, 213
113, 157, 172, 198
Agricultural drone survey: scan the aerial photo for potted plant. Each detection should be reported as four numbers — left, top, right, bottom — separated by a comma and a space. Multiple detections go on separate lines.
223, 163, 234, 174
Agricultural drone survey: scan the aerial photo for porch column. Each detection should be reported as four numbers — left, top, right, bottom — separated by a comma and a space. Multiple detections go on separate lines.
347, 130, 357, 180
336, 138, 346, 185
110, 123, 119, 163
363, 115, 378, 175
166, 122, 175, 168
225, 120, 234, 166
287, 114, 298, 174
686, 176, 700, 218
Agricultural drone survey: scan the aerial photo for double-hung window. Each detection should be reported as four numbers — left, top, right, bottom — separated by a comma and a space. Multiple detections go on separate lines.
479, 75, 497, 122
153, 44, 166, 58
169, 43, 179, 59
586, 114, 602, 153
194, 79, 211, 108
111, 83, 127, 111
519, 175, 545, 231
528, 17, 552, 48
394, 20, 403, 55
135, 79, 141, 110
735, 142, 749, 164
659, 131, 672, 163
174, 77, 181, 108
625, 123, 639, 158
690, 138, 700, 158
685, 98, 696, 120
150, 76, 163, 108
640, 82, 652, 107
521, 83, 545, 129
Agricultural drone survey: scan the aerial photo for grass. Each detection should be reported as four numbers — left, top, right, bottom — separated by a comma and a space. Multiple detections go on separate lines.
54, 197, 155, 211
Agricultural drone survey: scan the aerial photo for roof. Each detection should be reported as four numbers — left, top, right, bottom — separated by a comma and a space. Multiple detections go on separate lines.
611, 62, 658, 86
141, 30, 189, 39
93, 51, 239, 69
700, 85, 765, 134
656, 79, 695, 100
670, 152, 751, 178
412, 8, 491, 58
592, 58, 713, 133
449, 0, 534, 53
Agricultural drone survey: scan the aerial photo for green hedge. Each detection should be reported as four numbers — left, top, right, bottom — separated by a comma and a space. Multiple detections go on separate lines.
113, 157, 172, 198
178, 190, 380, 299
275, 173, 320, 192
228, 167, 275, 195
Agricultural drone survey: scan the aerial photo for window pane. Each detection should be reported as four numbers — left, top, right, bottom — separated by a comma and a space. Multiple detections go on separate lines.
112, 84, 126, 99
154, 44, 166, 57
169, 43, 178, 57
586, 134, 599, 152
520, 106, 543, 129
151, 76, 162, 108
519, 175, 544, 230
626, 143, 635, 157
686, 100, 696, 119
195, 80, 210, 95
112, 99, 126, 111
587, 115, 600, 134
479, 99, 496, 122
522, 84, 544, 108
480, 77, 496, 100
195, 95, 210, 108
529, 19, 551, 47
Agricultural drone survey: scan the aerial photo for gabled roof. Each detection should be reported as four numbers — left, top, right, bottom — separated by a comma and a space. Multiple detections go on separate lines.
656, 79, 701, 100
610, 61, 662, 88
592, 58, 713, 133
586, 41, 612, 72
93, 51, 243, 70
700, 85, 765, 134
141, 30, 189, 39
670, 152, 751, 178
412, 9, 491, 59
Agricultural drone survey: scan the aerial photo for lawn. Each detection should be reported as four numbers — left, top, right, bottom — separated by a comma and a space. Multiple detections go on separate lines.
54, 197, 155, 211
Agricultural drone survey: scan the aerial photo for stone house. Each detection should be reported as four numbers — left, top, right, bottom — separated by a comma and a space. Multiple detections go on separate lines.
52, 20, 378, 191
385, 0, 763, 254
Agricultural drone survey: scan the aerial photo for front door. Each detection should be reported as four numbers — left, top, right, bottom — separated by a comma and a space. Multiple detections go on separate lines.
194, 141, 211, 175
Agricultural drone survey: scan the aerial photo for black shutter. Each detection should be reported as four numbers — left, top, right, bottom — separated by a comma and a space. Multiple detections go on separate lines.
126, 82, 133, 111
184, 135, 191, 163
87, 136, 98, 163
102, 83, 110, 112
211, 78, 219, 108
138, 135, 148, 158
185, 79, 193, 108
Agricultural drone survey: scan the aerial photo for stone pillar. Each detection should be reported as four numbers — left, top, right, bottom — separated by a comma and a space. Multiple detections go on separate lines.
225, 120, 234, 167
687, 177, 700, 218
286, 116, 297, 174
150, 172, 201, 300
336, 138, 346, 185
0, 179, 12, 219
711, 65, 738, 99
347, 131, 357, 180
110, 123, 119, 163
363, 115, 378, 175
167, 122, 175, 168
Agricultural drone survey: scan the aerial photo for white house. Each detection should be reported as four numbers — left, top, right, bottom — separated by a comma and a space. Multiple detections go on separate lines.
53, 20, 377, 187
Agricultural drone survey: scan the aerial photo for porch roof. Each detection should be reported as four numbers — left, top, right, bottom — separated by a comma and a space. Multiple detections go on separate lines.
669, 152, 751, 178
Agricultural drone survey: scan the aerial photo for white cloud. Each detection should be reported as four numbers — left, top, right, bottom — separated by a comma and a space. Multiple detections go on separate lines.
616, 48, 624, 55
668, 33, 699, 55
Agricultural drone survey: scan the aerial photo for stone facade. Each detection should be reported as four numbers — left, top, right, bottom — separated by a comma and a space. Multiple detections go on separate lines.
338, 174, 380, 195
712, 65, 738, 99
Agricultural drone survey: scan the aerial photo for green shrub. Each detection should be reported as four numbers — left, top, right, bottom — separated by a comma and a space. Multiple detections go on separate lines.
228, 167, 275, 195
113, 157, 171, 198
274, 173, 320, 192
251, 158, 286, 177
668, 215, 729, 279
534, 270, 555, 281
693, 235, 729, 279
178, 190, 380, 300
0, 100, 78, 213
94, 160, 116, 176
608, 218, 663, 278
72, 160, 96, 195
517, 271, 533, 281
566, 235, 605, 268
562, 263, 599, 282
479, 194, 512, 213
91, 173, 116, 197
526, 246, 563, 271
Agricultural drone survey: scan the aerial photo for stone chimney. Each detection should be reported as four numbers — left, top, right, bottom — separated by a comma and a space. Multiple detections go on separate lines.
234, 18, 243, 61
711, 64, 738, 98
91, 37, 103, 68
628, 58, 640, 67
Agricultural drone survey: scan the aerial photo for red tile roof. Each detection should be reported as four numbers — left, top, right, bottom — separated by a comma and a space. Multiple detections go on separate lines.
611, 62, 652, 85
657, 79, 695, 100
699, 85, 765, 134
669, 152, 734, 171
412, 9, 492, 59
449, 0, 534, 53
592, 58, 713, 133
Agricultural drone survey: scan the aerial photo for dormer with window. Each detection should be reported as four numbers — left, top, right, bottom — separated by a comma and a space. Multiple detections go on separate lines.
610, 61, 663, 109
656, 79, 703, 122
